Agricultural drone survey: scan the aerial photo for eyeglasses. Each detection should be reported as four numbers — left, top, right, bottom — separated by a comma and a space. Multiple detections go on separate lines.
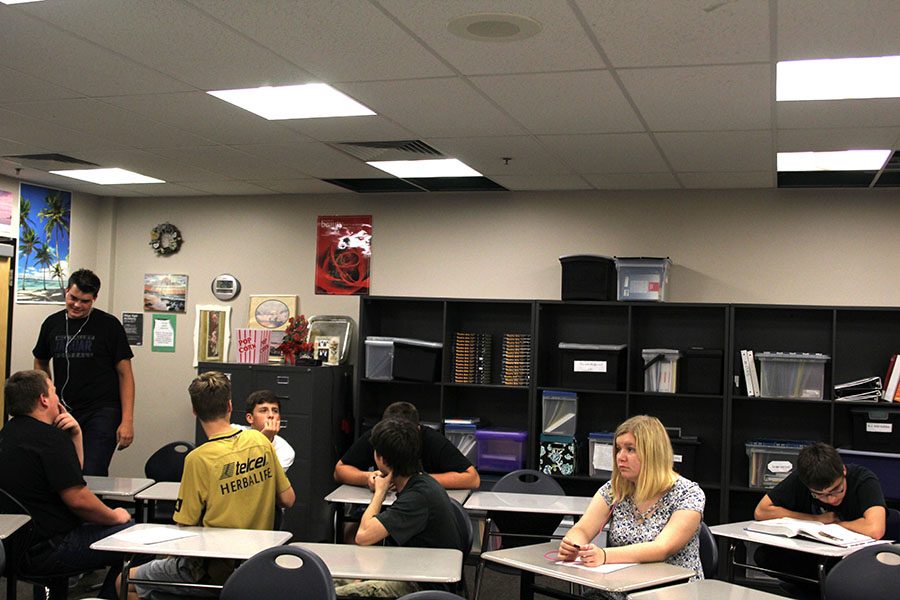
809, 477, 845, 500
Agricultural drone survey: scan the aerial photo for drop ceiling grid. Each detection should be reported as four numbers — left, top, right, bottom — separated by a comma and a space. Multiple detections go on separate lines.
776, 0, 900, 60
655, 131, 773, 172
229, 142, 391, 180
537, 133, 669, 173
424, 135, 575, 176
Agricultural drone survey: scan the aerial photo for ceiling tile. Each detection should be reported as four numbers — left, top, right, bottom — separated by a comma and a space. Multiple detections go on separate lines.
142, 146, 311, 180
778, 99, 900, 130
620, 64, 772, 131
379, 0, 603, 75
103, 182, 210, 197
582, 172, 680, 190
778, 127, 900, 151
247, 179, 350, 194
656, 131, 773, 172
72, 148, 229, 183
679, 172, 773, 189
0, 65, 80, 103
471, 71, 644, 134
230, 142, 385, 179
279, 115, 416, 143
176, 181, 280, 195
575, 0, 770, 67
538, 133, 668, 173
488, 174, 593, 191
778, 0, 900, 60
0, 108, 127, 157
186, 0, 453, 81
425, 136, 573, 175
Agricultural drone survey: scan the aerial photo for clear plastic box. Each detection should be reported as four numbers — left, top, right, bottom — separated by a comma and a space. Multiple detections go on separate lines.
588, 432, 615, 478
364, 337, 395, 379
444, 422, 478, 465
746, 439, 808, 488
642, 348, 681, 392
757, 352, 830, 399
615, 257, 671, 301
475, 429, 527, 473
364, 336, 443, 381
542, 390, 578, 436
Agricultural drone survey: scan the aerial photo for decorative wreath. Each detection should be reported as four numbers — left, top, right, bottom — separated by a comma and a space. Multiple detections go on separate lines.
149, 222, 183, 256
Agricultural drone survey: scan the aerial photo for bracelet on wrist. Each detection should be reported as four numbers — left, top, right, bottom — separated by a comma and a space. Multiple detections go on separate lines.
599, 547, 607, 565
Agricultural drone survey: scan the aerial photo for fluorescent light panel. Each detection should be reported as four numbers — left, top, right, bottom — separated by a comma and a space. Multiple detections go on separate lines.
777, 55, 900, 101
208, 83, 375, 120
366, 158, 482, 178
50, 168, 165, 185
777, 150, 890, 172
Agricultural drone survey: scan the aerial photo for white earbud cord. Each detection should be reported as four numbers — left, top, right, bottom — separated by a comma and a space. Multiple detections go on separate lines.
60, 310, 91, 410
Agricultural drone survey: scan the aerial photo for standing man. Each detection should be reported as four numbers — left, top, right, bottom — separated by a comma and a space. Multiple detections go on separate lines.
33, 268, 135, 476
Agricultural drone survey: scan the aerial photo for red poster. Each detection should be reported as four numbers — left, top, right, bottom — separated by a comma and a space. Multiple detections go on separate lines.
315, 215, 372, 295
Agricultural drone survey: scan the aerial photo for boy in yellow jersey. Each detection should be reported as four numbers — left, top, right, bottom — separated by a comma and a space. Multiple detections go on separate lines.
120, 371, 295, 599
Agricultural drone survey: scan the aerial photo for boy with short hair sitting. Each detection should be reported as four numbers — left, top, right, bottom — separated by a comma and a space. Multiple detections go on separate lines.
334, 417, 463, 598
235, 389, 295, 471
121, 371, 295, 599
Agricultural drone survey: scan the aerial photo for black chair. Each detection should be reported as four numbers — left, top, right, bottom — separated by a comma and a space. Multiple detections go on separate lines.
472, 469, 566, 600
400, 591, 467, 600
824, 543, 900, 600
220, 545, 335, 600
885, 507, 900, 541
448, 497, 474, 597
698, 521, 718, 579
143, 440, 194, 522
0, 488, 87, 600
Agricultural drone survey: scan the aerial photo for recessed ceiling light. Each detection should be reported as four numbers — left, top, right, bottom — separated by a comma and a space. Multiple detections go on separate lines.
366, 158, 482, 178
448, 13, 541, 42
777, 150, 891, 172
49, 168, 165, 184
777, 55, 900, 101
208, 83, 375, 120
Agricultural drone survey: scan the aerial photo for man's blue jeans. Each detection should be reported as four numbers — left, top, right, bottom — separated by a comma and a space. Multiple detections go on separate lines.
74, 405, 122, 476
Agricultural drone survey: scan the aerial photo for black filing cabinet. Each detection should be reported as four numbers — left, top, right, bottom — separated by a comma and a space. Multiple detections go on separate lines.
197, 362, 351, 541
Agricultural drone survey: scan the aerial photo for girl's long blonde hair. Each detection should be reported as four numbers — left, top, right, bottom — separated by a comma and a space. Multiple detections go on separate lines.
609, 415, 678, 504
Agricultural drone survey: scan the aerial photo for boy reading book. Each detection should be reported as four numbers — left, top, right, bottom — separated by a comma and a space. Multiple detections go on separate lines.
745, 517, 875, 548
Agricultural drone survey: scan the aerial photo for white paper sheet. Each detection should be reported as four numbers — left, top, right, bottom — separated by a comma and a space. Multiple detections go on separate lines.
114, 527, 198, 545
556, 558, 636, 573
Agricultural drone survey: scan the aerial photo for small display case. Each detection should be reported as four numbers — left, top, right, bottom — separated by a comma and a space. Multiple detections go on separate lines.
475, 429, 527, 473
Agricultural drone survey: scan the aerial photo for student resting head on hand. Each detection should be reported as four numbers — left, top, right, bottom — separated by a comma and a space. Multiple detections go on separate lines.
558, 415, 706, 594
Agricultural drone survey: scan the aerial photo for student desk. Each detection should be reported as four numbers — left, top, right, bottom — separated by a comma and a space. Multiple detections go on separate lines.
627, 579, 787, 600
709, 520, 884, 599
291, 542, 462, 583
481, 541, 694, 600
0, 514, 31, 539
91, 523, 291, 600
134, 481, 180, 523
325, 484, 472, 542
84, 475, 155, 497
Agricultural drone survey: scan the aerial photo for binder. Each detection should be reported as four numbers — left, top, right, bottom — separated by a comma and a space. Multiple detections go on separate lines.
883, 355, 900, 402
747, 350, 761, 397
741, 350, 756, 397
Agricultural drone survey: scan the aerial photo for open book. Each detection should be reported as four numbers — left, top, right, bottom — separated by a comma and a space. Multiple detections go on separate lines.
745, 518, 875, 547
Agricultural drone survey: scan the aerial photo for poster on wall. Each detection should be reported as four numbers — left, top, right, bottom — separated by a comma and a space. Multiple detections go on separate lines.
0, 189, 14, 238
143, 273, 188, 313
193, 304, 231, 367
16, 183, 72, 304
315, 214, 371, 295
152, 314, 176, 352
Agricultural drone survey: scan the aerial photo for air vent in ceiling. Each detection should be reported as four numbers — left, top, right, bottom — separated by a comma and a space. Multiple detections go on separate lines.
3, 153, 99, 171
330, 139, 443, 162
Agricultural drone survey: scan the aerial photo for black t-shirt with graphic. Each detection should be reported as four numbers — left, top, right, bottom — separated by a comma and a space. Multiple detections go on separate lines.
340, 426, 472, 474
33, 308, 133, 414
767, 464, 886, 520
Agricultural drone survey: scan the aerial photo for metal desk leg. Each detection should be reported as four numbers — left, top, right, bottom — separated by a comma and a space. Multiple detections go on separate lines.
520, 571, 535, 600
120, 554, 134, 600
135, 499, 146, 524
726, 541, 737, 582
817, 560, 827, 600
333, 503, 344, 544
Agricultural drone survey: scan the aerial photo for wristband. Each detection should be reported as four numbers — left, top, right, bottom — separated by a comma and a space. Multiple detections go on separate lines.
599, 547, 607, 565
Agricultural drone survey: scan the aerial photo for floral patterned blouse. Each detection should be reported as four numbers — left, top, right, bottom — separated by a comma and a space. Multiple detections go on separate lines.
598, 476, 706, 579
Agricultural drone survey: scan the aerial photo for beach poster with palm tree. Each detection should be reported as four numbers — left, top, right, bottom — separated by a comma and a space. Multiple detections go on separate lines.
17, 183, 71, 304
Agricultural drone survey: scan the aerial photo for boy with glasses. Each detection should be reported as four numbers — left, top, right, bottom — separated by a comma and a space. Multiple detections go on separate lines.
753, 442, 886, 593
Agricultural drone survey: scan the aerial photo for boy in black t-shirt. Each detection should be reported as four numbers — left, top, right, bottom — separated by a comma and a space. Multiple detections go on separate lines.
333, 418, 464, 598
753, 442, 887, 590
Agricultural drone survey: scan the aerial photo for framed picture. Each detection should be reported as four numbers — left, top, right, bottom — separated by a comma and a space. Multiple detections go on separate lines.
193, 304, 231, 367
247, 295, 297, 331
144, 273, 188, 313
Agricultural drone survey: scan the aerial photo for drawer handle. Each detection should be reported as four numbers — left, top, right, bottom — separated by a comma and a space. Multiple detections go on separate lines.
276, 376, 290, 385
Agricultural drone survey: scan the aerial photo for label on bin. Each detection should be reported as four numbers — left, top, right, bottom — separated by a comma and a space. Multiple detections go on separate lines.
574, 360, 607, 373
866, 422, 893, 434
673, 454, 682, 463
767, 460, 794, 473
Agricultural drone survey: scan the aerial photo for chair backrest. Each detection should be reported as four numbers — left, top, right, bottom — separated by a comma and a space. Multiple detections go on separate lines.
0, 487, 36, 579
490, 469, 566, 549
399, 591, 467, 600
144, 441, 194, 481
449, 497, 474, 558
697, 522, 718, 579
824, 543, 900, 600
885, 507, 900, 541
220, 545, 335, 600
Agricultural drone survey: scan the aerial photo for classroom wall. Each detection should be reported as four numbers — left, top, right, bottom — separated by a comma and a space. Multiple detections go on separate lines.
6, 184, 900, 476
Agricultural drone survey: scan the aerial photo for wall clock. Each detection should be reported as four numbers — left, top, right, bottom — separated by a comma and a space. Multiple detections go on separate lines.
211, 274, 241, 301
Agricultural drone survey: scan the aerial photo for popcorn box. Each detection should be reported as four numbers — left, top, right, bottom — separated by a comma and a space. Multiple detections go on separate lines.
236, 328, 271, 364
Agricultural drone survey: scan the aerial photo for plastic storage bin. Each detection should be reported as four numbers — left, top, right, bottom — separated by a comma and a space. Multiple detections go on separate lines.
837, 448, 900, 500
559, 343, 626, 390
642, 349, 681, 392
475, 429, 527, 473
444, 422, 478, 465
588, 432, 615, 478
850, 406, 900, 452
542, 390, 578, 436
539, 434, 577, 476
615, 257, 671, 301
671, 438, 700, 479
757, 352, 829, 399
746, 439, 809, 489
364, 337, 395, 380
559, 255, 617, 301
679, 348, 724, 394
363, 336, 443, 382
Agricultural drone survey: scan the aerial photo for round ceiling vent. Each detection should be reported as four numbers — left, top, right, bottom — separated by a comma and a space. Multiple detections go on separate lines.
448, 13, 542, 42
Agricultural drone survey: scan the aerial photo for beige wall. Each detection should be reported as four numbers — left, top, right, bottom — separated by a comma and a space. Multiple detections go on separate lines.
5, 184, 900, 475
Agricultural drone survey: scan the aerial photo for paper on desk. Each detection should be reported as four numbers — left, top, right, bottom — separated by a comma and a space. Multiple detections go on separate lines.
114, 527, 198, 545
556, 558, 636, 573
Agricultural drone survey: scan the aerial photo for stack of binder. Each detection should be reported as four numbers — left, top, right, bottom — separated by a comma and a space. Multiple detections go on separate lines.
835, 376, 882, 402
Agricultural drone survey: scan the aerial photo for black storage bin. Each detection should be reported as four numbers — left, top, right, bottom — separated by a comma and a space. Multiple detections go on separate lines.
559, 343, 626, 390
559, 255, 617, 301
851, 407, 900, 452
671, 438, 700, 479
392, 339, 443, 382
679, 348, 723, 394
